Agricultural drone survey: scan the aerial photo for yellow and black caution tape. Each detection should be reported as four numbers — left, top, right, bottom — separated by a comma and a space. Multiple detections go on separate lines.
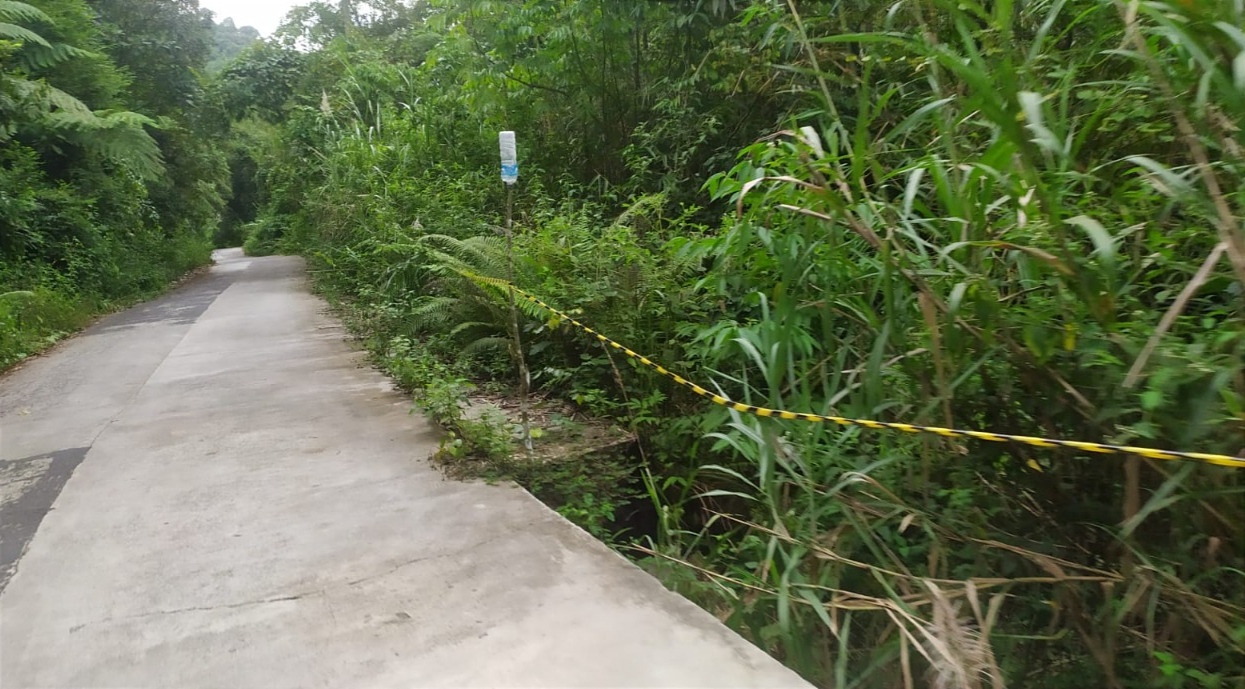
477, 274, 1243, 469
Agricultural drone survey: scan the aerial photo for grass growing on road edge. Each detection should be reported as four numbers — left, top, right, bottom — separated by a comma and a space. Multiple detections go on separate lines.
229, 0, 1245, 684
309, 278, 641, 543
0, 238, 213, 372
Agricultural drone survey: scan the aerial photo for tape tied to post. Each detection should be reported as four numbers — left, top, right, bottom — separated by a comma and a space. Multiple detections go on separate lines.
455, 271, 1245, 470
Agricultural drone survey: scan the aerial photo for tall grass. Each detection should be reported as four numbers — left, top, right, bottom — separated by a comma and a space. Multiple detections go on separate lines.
646, 0, 1245, 685
244, 0, 1244, 685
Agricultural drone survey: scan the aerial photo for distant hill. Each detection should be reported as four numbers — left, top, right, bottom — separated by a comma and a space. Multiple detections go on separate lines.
209, 18, 261, 73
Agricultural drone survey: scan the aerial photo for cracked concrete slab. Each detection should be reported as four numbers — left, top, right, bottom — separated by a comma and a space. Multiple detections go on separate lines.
0, 448, 89, 593
0, 249, 809, 688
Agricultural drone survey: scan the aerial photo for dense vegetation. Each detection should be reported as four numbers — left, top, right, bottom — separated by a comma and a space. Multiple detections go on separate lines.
0, 0, 253, 367
227, 0, 1245, 686
208, 17, 261, 72
9, 0, 1242, 685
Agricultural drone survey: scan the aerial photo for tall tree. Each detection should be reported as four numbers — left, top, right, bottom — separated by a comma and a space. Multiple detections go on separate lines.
1, 0, 162, 178
87, 0, 228, 234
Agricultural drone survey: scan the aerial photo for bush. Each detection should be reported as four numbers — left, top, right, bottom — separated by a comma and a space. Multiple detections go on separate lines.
241, 216, 289, 256
230, 0, 1245, 684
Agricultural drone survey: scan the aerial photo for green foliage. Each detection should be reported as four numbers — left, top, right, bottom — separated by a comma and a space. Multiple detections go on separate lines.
90, 0, 230, 226
0, 0, 225, 368
214, 120, 266, 246
206, 17, 259, 73
224, 0, 1245, 685
0, 0, 164, 177
373, 333, 512, 463
0, 286, 87, 368
217, 40, 304, 122
509, 451, 637, 542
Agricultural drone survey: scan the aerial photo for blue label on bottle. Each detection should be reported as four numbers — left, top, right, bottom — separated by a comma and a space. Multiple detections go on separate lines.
501, 163, 519, 181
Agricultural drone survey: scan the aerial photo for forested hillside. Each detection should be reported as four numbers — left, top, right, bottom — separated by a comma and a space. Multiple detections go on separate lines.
208, 17, 261, 72
0, 0, 234, 367
7, 0, 1243, 685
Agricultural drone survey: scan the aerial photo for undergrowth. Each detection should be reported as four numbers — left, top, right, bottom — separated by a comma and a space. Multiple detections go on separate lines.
315, 282, 641, 543
1, 0, 228, 371
223, 0, 1245, 685
0, 235, 212, 370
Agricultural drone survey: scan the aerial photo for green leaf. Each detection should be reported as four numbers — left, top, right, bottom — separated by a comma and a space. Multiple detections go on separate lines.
0, 20, 51, 47
0, 1, 51, 25
1140, 390, 1163, 411
1127, 155, 1194, 198
1121, 464, 1195, 538
1066, 215, 1115, 267
1018, 91, 1064, 156
882, 97, 954, 144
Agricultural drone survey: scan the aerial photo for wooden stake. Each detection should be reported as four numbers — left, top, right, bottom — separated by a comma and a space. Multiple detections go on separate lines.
504, 183, 533, 452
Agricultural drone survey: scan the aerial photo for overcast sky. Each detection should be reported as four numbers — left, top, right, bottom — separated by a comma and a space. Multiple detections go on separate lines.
200, 0, 306, 36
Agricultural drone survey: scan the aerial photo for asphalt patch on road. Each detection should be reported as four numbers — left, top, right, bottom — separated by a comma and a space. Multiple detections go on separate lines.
94, 270, 237, 333
0, 447, 89, 595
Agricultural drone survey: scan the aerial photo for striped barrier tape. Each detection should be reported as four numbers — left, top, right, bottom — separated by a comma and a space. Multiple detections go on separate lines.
476, 274, 1244, 469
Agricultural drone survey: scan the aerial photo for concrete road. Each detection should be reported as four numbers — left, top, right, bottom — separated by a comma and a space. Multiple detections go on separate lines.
0, 249, 808, 688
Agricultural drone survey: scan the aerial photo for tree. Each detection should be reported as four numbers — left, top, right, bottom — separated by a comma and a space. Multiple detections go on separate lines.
87, 0, 228, 235
0, 0, 162, 177
207, 17, 260, 73
218, 40, 305, 122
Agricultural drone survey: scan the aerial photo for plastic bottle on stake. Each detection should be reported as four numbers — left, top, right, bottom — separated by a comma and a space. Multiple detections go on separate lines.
499, 131, 518, 185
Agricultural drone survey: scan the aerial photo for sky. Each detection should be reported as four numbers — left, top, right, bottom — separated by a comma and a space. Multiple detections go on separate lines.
199, 0, 306, 36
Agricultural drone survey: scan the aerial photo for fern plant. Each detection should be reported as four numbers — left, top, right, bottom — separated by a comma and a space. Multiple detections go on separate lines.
407, 233, 545, 355
0, 0, 163, 177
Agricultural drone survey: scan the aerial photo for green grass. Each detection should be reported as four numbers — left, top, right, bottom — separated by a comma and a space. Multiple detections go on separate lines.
0, 237, 212, 372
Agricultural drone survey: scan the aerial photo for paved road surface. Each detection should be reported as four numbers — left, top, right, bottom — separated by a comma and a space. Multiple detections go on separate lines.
0, 249, 807, 688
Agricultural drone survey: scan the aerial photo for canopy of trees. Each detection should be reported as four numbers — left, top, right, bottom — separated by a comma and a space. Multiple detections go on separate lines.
0, 0, 238, 366
208, 17, 260, 72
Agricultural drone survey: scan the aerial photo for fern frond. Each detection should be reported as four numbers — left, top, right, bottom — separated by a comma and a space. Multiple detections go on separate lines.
0, 21, 50, 47
513, 294, 549, 321
0, 1, 50, 25
419, 233, 508, 276
612, 192, 667, 228
461, 336, 510, 356
410, 295, 459, 325
17, 42, 95, 71
449, 320, 500, 338
42, 109, 164, 178
29, 82, 91, 114
419, 249, 467, 277
95, 109, 159, 128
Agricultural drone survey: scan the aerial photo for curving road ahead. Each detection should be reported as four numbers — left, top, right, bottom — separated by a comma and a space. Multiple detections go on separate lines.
0, 249, 807, 688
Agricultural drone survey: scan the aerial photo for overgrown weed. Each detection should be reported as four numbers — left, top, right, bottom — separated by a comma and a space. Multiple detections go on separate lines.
232, 0, 1245, 684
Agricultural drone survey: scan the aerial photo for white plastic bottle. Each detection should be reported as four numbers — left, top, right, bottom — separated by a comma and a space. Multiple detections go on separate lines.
499, 131, 518, 185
